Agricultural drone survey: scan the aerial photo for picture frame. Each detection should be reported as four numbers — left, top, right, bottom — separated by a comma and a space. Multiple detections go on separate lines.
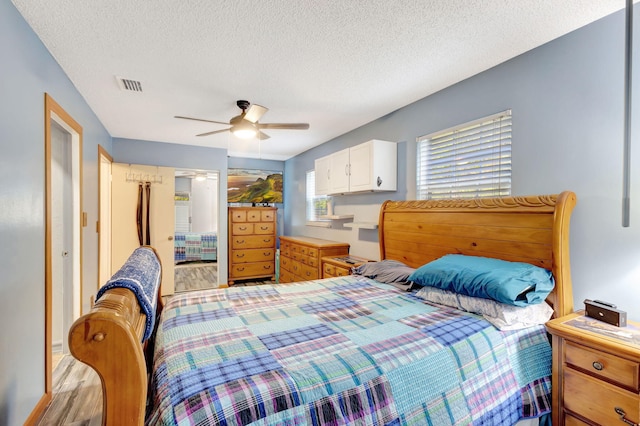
227, 168, 283, 204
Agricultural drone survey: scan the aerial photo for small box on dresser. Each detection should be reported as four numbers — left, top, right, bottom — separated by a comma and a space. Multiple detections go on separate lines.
228, 207, 276, 285
279, 236, 350, 283
546, 311, 640, 426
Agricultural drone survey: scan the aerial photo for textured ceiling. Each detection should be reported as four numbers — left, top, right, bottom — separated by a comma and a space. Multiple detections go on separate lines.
12, 0, 627, 160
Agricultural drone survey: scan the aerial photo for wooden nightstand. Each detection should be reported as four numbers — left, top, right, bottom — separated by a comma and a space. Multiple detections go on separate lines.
546, 311, 640, 425
321, 256, 370, 278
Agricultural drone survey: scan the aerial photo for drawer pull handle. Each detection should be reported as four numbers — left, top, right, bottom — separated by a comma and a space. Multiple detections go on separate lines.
592, 361, 604, 371
236, 253, 245, 258
239, 226, 247, 230
615, 407, 638, 426
261, 226, 269, 230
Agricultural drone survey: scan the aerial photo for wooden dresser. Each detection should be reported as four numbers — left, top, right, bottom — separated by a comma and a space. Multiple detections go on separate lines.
546, 311, 640, 425
279, 236, 349, 283
228, 207, 276, 285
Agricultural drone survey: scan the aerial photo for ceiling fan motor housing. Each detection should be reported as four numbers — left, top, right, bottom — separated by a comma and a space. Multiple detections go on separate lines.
236, 100, 251, 111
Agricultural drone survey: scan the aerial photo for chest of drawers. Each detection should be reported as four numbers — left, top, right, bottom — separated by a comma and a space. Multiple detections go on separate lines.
546, 311, 640, 425
228, 207, 276, 285
279, 236, 349, 283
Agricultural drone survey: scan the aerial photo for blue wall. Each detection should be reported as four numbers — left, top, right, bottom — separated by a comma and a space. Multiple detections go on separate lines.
285, 8, 640, 320
0, 0, 112, 423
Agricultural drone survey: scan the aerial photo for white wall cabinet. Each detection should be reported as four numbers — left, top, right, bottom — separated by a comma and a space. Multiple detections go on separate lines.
314, 139, 397, 195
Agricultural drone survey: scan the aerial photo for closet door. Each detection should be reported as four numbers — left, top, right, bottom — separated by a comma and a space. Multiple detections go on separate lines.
111, 163, 175, 295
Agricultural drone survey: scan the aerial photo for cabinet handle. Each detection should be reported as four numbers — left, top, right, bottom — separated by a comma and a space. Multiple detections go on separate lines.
263, 265, 272, 270
237, 239, 245, 244
263, 252, 270, 256
615, 407, 638, 426
345, 164, 349, 176
239, 226, 247, 230
264, 239, 271, 243
592, 361, 604, 371
236, 253, 245, 258
237, 267, 245, 271
261, 226, 269, 230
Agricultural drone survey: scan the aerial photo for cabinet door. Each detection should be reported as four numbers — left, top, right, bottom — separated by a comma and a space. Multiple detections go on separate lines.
314, 155, 331, 195
329, 148, 350, 194
348, 141, 373, 192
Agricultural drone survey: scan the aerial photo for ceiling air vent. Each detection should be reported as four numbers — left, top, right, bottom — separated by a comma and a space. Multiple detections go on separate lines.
116, 76, 143, 92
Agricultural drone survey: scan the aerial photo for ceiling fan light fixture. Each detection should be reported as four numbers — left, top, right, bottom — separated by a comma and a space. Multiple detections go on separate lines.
232, 121, 257, 139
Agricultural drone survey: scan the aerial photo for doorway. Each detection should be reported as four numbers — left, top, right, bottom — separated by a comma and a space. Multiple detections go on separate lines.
174, 169, 220, 292
44, 93, 83, 404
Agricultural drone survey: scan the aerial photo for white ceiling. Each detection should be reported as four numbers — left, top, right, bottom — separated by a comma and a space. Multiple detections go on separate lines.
13, 0, 627, 160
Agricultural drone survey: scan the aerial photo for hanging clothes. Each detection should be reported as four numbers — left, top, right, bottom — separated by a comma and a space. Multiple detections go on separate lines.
137, 182, 144, 246
145, 182, 151, 245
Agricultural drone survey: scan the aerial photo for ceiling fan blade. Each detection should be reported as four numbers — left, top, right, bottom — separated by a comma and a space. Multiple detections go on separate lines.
257, 131, 271, 140
196, 128, 231, 137
244, 104, 268, 123
258, 123, 310, 130
175, 115, 229, 125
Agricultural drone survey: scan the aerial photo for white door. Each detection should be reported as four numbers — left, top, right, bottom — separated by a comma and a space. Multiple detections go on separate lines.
51, 122, 73, 354
111, 163, 175, 295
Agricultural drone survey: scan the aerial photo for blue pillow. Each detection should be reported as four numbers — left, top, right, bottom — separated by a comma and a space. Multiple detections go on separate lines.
407, 254, 554, 306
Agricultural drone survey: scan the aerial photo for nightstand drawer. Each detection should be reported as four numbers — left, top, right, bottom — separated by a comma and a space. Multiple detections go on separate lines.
323, 263, 335, 276
564, 368, 639, 425
566, 341, 640, 390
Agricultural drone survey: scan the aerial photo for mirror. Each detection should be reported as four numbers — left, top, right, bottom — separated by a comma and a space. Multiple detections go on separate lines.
174, 169, 220, 292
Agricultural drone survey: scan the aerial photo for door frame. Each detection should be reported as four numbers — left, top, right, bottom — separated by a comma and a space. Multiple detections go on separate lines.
98, 145, 113, 289
43, 93, 83, 409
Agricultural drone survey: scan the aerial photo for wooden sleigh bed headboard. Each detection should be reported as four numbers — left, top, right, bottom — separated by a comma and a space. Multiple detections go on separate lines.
69, 191, 576, 425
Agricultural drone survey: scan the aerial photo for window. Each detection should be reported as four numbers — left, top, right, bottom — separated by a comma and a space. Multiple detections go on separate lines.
306, 170, 328, 221
417, 110, 512, 200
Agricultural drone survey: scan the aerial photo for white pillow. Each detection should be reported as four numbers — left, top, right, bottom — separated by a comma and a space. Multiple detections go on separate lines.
415, 286, 554, 330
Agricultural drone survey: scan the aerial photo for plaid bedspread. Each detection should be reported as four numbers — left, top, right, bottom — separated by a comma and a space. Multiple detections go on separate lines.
174, 232, 217, 263
146, 276, 551, 425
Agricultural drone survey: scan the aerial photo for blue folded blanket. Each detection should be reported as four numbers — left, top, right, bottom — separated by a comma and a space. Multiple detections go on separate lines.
96, 247, 161, 342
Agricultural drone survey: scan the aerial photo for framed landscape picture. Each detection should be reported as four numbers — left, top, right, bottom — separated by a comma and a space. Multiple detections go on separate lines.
227, 168, 283, 204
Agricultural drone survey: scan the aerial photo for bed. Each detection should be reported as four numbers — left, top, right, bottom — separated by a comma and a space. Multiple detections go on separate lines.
174, 232, 217, 263
69, 191, 576, 425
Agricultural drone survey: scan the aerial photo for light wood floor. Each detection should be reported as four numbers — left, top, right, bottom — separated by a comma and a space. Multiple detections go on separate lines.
36, 278, 273, 425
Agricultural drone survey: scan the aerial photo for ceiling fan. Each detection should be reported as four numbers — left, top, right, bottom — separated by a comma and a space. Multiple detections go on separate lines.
175, 100, 310, 140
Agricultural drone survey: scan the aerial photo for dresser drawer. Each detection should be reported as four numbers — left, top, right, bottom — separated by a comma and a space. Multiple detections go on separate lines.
230, 262, 274, 278
300, 264, 318, 280
566, 341, 640, 390
232, 223, 254, 235
231, 235, 275, 249
279, 269, 294, 283
307, 248, 319, 259
564, 368, 639, 425
280, 256, 292, 272
231, 248, 275, 264
231, 210, 247, 222
254, 223, 274, 235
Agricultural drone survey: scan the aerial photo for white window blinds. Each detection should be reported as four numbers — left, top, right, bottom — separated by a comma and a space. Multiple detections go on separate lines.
417, 110, 512, 200
306, 170, 327, 221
